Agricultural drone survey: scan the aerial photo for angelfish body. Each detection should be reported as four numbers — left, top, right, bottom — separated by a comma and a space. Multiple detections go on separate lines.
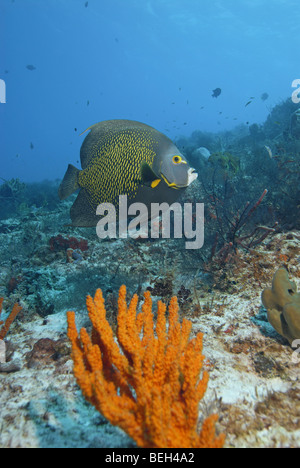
58, 119, 198, 226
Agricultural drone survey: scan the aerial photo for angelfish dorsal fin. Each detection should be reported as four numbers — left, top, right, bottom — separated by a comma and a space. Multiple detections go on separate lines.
79, 125, 94, 136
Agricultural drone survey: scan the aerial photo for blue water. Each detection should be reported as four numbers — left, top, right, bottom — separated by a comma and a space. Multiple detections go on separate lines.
1, 0, 300, 181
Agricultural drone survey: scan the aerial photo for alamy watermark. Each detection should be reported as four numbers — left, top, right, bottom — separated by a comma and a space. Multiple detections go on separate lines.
0, 339, 5, 363
96, 195, 204, 250
291, 79, 300, 104
0, 79, 6, 103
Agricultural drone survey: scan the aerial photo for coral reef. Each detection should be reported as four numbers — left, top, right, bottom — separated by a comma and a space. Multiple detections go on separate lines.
67, 285, 225, 448
0, 179, 61, 220
0, 97, 300, 448
262, 268, 300, 345
0, 229, 299, 447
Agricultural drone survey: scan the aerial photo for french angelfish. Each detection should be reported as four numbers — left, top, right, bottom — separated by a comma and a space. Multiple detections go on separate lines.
58, 119, 198, 226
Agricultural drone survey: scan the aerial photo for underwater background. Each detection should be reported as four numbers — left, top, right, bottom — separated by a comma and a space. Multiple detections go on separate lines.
0, 0, 299, 449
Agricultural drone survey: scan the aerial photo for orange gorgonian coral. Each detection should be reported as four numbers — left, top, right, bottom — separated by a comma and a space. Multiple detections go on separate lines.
67, 285, 225, 448
0, 298, 22, 340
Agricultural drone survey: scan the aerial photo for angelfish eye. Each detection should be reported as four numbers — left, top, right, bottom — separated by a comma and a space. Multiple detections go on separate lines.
172, 155, 182, 164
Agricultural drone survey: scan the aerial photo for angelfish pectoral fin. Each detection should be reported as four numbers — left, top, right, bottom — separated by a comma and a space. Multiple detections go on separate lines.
140, 162, 160, 185
151, 179, 161, 188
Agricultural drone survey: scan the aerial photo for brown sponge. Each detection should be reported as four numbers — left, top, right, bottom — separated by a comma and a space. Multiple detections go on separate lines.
261, 268, 300, 344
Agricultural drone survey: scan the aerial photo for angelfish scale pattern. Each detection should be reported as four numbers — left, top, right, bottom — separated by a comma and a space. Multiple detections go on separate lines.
78, 129, 157, 208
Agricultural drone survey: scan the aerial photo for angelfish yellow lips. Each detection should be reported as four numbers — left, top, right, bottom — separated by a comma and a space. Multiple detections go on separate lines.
160, 173, 180, 189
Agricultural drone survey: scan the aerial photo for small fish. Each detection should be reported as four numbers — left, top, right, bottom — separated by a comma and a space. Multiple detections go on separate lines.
212, 88, 221, 98
85, 1, 88, 7
245, 100, 253, 107
74, 128, 77, 132
194, 147, 211, 159
261, 92, 269, 101
87, 100, 90, 106
30, 142, 34, 150
26, 65, 36, 71
264, 145, 273, 158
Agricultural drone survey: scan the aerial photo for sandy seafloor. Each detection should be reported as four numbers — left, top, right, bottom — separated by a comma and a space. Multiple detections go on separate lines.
0, 201, 299, 448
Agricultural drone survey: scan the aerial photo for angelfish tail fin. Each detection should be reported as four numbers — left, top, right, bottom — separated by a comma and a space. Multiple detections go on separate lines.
58, 164, 80, 200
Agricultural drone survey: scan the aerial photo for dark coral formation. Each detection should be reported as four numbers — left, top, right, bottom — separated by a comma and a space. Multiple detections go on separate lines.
49, 234, 88, 252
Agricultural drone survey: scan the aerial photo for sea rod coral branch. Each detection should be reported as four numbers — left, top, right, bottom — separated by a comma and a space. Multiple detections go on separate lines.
67, 285, 225, 448
0, 299, 22, 340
